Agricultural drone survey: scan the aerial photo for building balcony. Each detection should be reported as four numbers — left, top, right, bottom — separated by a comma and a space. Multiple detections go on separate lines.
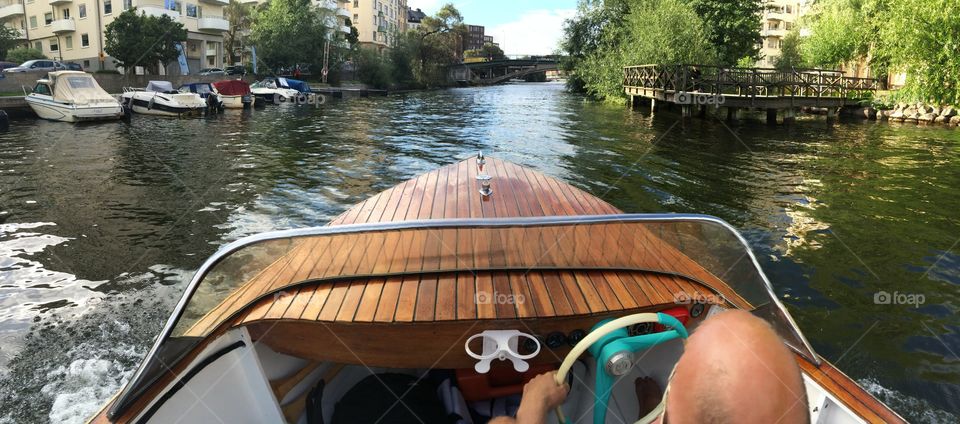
0, 2, 24, 19
50, 18, 75, 33
340, 24, 350, 33
199, 0, 228, 5
198, 16, 229, 32
762, 28, 786, 37
10, 27, 24, 39
139, 6, 179, 19
764, 12, 787, 21
49, 0, 72, 5
336, 8, 350, 18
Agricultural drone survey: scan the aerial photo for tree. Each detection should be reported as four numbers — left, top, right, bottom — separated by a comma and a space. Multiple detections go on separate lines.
0, 26, 21, 60
561, 0, 716, 101
465, 43, 505, 60
877, 0, 960, 104
250, 0, 333, 73
5, 47, 45, 64
688, 0, 763, 66
104, 9, 187, 74
224, 0, 253, 65
773, 30, 805, 70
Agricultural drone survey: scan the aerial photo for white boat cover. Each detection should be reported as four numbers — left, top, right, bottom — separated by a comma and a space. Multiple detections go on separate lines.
48, 71, 116, 105
146, 80, 175, 93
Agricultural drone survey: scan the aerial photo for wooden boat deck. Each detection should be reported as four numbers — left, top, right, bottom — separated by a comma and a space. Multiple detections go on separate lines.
181, 157, 748, 337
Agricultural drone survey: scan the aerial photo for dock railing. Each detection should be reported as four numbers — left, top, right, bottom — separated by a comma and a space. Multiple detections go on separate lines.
623, 64, 884, 101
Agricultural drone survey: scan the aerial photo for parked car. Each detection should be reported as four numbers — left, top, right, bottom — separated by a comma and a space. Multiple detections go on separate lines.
224, 65, 246, 76
63, 62, 83, 71
0, 61, 18, 72
3, 60, 64, 73
198, 68, 225, 76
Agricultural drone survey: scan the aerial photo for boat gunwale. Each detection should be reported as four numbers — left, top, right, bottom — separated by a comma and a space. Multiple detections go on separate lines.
107, 212, 819, 419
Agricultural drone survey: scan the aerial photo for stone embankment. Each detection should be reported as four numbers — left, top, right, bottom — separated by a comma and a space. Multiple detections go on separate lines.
846, 103, 960, 127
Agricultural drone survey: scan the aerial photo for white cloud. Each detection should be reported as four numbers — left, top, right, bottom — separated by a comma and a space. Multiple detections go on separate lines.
488, 9, 576, 56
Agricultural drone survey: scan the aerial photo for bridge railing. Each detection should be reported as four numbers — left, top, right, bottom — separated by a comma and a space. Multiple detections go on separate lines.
623, 64, 884, 99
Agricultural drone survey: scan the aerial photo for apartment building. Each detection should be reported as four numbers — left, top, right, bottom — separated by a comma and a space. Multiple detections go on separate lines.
344, 0, 406, 51
758, 0, 810, 67
463, 24, 483, 51
3, 0, 228, 73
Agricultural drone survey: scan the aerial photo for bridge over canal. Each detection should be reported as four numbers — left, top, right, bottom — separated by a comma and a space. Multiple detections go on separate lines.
623, 64, 884, 122
449, 57, 560, 86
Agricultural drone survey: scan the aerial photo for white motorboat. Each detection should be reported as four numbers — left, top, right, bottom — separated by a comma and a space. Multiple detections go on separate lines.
212, 80, 254, 109
119, 81, 207, 117
250, 77, 310, 104
24, 71, 123, 122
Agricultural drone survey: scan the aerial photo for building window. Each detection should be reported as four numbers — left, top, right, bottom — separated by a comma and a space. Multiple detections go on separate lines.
62, 8, 70, 19
65, 35, 73, 49
353, 13, 357, 22
104, 0, 112, 14
29, 16, 37, 28
186, 4, 197, 17
79, 4, 86, 18
81, 33, 89, 47
33, 41, 41, 50
83, 59, 90, 67
44, 12, 52, 25
353, 0, 358, 6
50, 40, 58, 51
123, 0, 131, 9
166, 1, 181, 12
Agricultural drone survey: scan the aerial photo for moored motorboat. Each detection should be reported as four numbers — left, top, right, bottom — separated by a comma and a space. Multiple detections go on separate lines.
212, 80, 254, 109
178, 82, 223, 111
119, 81, 207, 117
250, 77, 312, 104
87, 155, 907, 424
25, 71, 123, 122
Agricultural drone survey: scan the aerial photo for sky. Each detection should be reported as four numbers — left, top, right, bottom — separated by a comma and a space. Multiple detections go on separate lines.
406, 0, 578, 55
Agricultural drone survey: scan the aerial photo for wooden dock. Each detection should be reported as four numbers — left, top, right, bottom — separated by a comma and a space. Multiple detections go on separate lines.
623, 64, 884, 121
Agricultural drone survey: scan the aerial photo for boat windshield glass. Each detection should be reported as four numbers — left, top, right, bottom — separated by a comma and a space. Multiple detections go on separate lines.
109, 215, 815, 418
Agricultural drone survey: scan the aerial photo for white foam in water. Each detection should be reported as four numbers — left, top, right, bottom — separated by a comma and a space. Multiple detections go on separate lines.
859, 378, 958, 423
42, 344, 142, 424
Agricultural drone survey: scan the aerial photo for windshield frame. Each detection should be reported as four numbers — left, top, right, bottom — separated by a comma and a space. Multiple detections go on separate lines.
108, 213, 818, 418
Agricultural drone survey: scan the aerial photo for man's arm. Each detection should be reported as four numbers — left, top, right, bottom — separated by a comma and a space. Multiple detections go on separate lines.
490, 371, 569, 424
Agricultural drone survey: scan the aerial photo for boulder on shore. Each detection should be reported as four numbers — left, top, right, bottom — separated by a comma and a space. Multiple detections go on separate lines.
951, 115, 960, 126
931, 106, 942, 116
864, 107, 877, 119
934, 115, 948, 124
941, 106, 957, 118
919, 113, 937, 123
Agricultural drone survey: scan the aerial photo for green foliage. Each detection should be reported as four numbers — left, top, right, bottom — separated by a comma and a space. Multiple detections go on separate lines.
878, 0, 960, 104
688, 0, 763, 65
104, 9, 187, 74
800, 0, 870, 68
353, 3, 464, 88
5, 47, 46, 64
250, 0, 334, 73
773, 31, 806, 70
0, 25, 21, 60
735, 56, 756, 68
562, 0, 716, 101
465, 43, 505, 60
224, 0, 253, 65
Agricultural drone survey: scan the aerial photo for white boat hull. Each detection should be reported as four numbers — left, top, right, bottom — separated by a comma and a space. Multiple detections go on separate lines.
25, 96, 123, 122
119, 91, 207, 117
220, 94, 252, 109
251, 87, 302, 104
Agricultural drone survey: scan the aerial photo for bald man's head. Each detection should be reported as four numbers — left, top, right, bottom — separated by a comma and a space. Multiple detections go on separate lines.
665, 309, 808, 424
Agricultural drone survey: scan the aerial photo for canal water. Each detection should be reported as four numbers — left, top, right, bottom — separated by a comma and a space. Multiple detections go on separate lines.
0, 82, 957, 423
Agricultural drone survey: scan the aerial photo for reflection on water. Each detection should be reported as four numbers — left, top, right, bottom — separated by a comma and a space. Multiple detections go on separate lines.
0, 82, 957, 422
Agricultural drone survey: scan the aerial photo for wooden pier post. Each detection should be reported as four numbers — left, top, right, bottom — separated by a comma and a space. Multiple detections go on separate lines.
726, 107, 742, 121
681, 105, 693, 118
783, 108, 797, 123
766, 108, 778, 124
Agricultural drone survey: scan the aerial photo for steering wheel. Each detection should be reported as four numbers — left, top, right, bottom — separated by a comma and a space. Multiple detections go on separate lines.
554, 313, 688, 424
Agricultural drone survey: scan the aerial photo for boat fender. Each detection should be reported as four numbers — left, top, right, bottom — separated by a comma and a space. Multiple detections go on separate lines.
148, 95, 156, 110
0, 110, 8, 132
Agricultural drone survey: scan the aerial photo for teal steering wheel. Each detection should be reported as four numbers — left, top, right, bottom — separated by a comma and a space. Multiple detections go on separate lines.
554, 312, 688, 424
